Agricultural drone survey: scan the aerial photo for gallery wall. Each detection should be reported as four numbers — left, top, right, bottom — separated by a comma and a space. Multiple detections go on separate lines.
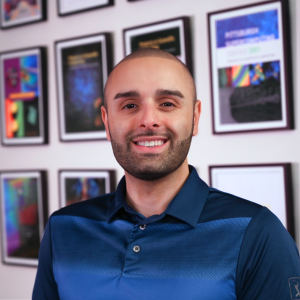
0, 0, 299, 298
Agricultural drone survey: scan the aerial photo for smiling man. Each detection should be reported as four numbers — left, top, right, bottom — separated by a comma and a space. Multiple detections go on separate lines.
33, 49, 300, 300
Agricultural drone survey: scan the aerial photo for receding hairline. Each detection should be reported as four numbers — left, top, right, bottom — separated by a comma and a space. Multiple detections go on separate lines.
104, 48, 196, 108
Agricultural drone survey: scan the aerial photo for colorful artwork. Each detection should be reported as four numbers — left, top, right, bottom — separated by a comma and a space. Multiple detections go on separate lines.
209, 1, 292, 133
65, 177, 106, 206
3, 177, 40, 259
62, 43, 104, 133
232, 65, 250, 87
217, 60, 281, 123
56, 34, 110, 141
3, 0, 41, 23
3, 54, 40, 138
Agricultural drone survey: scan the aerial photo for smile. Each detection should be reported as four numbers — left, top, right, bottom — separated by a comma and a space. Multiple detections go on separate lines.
134, 140, 166, 147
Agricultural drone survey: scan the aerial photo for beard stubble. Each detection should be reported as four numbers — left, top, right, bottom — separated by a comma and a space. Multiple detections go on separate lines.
109, 126, 193, 181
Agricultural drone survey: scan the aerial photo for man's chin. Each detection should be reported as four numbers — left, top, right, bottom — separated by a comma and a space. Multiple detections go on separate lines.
125, 168, 171, 181
123, 162, 182, 182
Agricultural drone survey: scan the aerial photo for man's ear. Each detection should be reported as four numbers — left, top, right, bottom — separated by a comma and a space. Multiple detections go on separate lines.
101, 105, 111, 141
192, 100, 201, 136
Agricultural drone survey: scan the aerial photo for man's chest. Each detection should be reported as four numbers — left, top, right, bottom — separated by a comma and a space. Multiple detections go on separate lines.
51, 216, 250, 300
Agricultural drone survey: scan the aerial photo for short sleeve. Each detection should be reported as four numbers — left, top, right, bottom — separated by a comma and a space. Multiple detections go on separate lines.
236, 207, 300, 300
32, 218, 60, 300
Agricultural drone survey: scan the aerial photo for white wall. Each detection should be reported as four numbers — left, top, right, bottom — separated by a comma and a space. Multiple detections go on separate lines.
0, 0, 299, 298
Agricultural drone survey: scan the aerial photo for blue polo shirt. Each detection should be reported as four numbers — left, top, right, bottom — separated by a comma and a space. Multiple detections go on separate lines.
33, 166, 300, 300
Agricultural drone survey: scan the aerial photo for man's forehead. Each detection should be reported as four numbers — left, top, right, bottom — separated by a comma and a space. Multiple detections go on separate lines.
104, 51, 196, 104
106, 56, 187, 90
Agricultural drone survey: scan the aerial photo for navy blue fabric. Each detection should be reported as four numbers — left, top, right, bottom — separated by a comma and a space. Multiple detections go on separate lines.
33, 166, 300, 300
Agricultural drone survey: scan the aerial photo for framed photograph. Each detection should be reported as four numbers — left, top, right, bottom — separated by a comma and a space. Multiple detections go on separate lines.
0, 47, 48, 146
57, 0, 114, 16
208, 0, 293, 134
55, 33, 112, 141
0, 170, 48, 266
1, 0, 46, 29
209, 163, 294, 238
124, 17, 192, 74
59, 170, 116, 207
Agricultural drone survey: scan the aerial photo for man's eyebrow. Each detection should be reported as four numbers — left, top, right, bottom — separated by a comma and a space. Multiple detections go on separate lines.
114, 90, 140, 100
155, 89, 184, 98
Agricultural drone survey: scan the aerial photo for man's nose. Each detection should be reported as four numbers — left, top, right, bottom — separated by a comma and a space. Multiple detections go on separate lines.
139, 102, 160, 129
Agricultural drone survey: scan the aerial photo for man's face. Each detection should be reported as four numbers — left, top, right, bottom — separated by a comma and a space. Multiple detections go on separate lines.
102, 57, 200, 181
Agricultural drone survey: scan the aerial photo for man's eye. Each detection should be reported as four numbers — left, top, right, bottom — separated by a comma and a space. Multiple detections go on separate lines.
161, 102, 174, 107
124, 104, 137, 109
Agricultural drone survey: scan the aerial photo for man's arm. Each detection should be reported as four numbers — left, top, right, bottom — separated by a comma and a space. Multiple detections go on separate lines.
236, 207, 300, 300
32, 218, 60, 300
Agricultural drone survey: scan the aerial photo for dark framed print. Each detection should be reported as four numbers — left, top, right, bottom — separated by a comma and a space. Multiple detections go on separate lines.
0, 47, 48, 146
59, 170, 116, 207
124, 17, 192, 73
57, 0, 113, 16
55, 33, 112, 141
0, 170, 48, 266
1, 0, 46, 29
208, 0, 293, 134
209, 163, 294, 238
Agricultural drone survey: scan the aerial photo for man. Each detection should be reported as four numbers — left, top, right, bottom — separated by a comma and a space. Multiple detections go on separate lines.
33, 48, 300, 300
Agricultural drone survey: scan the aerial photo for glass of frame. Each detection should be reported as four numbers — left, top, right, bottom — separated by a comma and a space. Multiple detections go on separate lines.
208, 0, 293, 134
0, 170, 48, 266
0, 0, 46, 29
55, 33, 112, 141
59, 170, 116, 207
123, 17, 192, 74
57, 0, 114, 16
209, 163, 294, 237
0, 47, 48, 146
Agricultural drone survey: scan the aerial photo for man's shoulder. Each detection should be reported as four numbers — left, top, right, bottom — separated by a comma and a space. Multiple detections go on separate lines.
51, 192, 116, 222
198, 187, 263, 224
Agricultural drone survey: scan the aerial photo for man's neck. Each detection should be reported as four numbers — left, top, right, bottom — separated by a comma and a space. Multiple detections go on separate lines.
124, 160, 190, 218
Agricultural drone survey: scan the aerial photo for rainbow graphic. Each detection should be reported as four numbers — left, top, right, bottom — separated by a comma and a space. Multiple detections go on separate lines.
4, 54, 39, 138
232, 65, 250, 87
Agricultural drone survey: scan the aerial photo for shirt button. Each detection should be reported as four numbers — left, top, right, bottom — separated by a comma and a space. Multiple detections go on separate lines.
139, 224, 146, 230
133, 245, 140, 253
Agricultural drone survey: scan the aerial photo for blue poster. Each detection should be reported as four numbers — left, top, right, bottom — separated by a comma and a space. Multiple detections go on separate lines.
216, 10, 279, 48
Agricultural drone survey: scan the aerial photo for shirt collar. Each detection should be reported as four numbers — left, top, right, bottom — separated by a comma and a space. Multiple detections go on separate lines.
106, 165, 210, 228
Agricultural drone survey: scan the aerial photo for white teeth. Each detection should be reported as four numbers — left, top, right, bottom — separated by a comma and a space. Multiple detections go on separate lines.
137, 140, 165, 147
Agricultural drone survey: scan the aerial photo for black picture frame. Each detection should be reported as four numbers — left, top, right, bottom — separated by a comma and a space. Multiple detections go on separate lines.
55, 33, 112, 142
57, 0, 114, 16
0, 47, 48, 146
59, 170, 116, 208
0, 170, 48, 266
0, 0, 47, 30
209, 163, 294, 238
207, 0, 293, 134
123, 16, 193, 75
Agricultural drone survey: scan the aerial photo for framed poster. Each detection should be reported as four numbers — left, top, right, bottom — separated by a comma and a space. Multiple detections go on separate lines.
0, 47, 48, 146
57, 0, 114, 16
123, 17, 192, 74
208, 0, 293, 134
0, 170, 48, 266
209, 163, 294, 238
59, 170, 116, 207
55, 33, 112, 141
1, 0, 46, 29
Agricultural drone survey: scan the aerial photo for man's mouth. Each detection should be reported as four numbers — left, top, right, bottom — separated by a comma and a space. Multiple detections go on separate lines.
135, 140, 166, 147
